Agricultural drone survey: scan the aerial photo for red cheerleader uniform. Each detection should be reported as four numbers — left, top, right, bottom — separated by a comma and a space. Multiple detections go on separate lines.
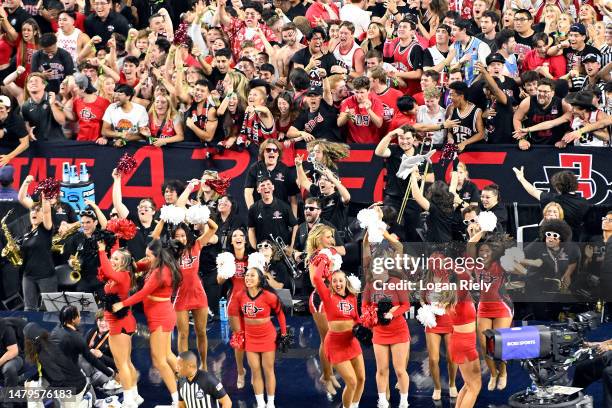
424, 252, 453, 334
313, 263, 361, 364
362, 278, 410, 345
227, 257, 247, 317
474, 261, 513, 319
122, 265, 176, 332
98, 250, 137, 335
448, 271, 478, 364
174, 241, 208, 311
229, 289, 287, 352
308, 248, 338, 315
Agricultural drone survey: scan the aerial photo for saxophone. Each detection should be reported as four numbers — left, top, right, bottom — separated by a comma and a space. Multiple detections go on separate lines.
69, 251, 81, 283
1, 210, 23, 267
52, 223, 81, 254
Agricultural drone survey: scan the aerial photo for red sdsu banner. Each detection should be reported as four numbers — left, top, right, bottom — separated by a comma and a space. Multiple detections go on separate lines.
2, 142, 611, 208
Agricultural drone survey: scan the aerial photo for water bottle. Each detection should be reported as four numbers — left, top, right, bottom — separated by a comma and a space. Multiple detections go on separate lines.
79, 162, 89, 182
219, 297, 228, 322
69, 165, 79, 184
62, 162, 70, 183
221, 321, 230, 344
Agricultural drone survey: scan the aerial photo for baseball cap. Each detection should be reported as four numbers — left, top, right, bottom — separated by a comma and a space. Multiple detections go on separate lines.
569, 23, 587, 35
0, 165, 14, 183
305, 86, 323, 96
74, 72, 97, 94
0, 95, 10, 109
486, 53, 506, 65
582, 53, 601, 64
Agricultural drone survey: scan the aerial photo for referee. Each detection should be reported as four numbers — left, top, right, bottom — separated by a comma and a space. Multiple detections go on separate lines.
177, 351, 232, 408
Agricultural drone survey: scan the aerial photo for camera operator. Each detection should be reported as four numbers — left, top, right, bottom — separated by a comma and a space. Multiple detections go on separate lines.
572, 340, 612, 408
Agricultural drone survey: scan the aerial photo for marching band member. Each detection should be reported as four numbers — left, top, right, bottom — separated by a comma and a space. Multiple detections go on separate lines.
229, 267, 288, 408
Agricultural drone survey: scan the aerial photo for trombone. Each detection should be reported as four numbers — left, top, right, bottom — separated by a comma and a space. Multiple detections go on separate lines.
396, 134, 434, 224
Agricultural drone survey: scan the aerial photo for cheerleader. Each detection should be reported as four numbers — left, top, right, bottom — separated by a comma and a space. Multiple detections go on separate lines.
442, 269, 481, 408
97, 241, 141, 407
306, 224, 342, 395
229, 267, 288, 408
311, 243, 365, 408
421, 251, 458, 400
113, 239, 182, 406
362, 217, 410, 408
217, 227, 249, 388
470, 233, 515, 391
172, 180, 220, 370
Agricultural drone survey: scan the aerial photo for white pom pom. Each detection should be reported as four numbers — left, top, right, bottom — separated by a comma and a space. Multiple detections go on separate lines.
185, 204, 211, 225
506, 247, 525, 260
500, 247, 526, 272
347, 274, 361, 292
160, 205, 186, 225
357, 208, 387, 243
477, 211, 497, 232
247, 252, 267, 271
331, 253, 343, 271
430, 302, 446, 316
319, 248, 333, 259
216, 252, 236, 279
500, 254, 515, 272
416, 305, 438, 328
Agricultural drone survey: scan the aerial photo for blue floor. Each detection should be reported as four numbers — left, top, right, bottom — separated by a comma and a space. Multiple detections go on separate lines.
6, 312, 611, 408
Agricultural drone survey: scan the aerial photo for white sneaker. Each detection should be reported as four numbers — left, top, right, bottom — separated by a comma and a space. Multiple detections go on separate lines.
265, 402, 275, 408
377, 399, 389, 408
134, 394, 144, 406
398, 403, 409, 408
103, 379, 122, 390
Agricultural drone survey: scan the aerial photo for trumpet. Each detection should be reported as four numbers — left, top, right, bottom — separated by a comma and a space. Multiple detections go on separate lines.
307, 152, 332, 176
1, 209, 23, 267
269, 234, 301, 279
68, 252, 81, 283
52, 223, 81, 254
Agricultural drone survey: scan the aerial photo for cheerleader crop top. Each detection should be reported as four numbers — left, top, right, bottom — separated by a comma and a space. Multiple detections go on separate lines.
449, 300, 476, 325
229, 289, 287, 335
122, 266, 174, 307
97, 250, 131, 300
362, 278, 410, 318
313, 264, 359, 322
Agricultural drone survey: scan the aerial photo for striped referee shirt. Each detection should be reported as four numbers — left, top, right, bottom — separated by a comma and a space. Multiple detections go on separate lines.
178, 370, 228, 408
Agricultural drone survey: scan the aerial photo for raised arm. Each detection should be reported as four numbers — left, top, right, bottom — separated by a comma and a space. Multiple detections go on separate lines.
111, 169, 130, 219
18, 175, 35, 209
85, 199, 107, 229
512, 166, 542, 200
41, 196, 53, 231
410, 167, 430, 211
375, 128, 401, 157
197, 218, 219, 245
294, 154, 313, 191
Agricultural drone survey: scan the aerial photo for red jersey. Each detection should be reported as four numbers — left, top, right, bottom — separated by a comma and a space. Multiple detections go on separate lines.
362, 278, 410, 324
474, 261, 509, 303
118, 72, 139, 87
229, 289, 287, 334
123, 266, 174, 307
237, 111, 276, 145
388, 112, 416, 132
0, 37, 12, 65
97, 250, 131, 300
232, 257, 247, 295
225, 18, 278, 60
12, 37, 37, 88
149, 114, 177, 138
178, 241, 202, 286
521, 50, 567, 79
447, 271, 475, 325
340, 93, 384, 144
313, 265, 359, 322
73, 96, 111, 141
305, 2, 340, 27
448, 0, 473, 19
383, 38, 423, 95
376, 87, 404, 133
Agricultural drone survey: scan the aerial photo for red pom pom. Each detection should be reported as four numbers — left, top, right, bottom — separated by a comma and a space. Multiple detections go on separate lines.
205, 176, 231, 196
230, 330, 245, 350
116, 153, 137, 175
311, 252, 332, 280
106, 218, 138, 240
440, 143, 459, 167
359, 304, 378, 329
34, 178, 61, 199
173, 22, 189, 46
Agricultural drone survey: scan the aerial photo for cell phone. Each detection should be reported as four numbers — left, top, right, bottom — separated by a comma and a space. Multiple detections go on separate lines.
41, 63, 50, 71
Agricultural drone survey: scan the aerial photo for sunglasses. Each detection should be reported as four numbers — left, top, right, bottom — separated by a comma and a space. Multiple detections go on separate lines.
545, 232, 561, 239
257, 243, 272, 249
203, 170, 219, 177
265, 147, 279, 153
463, 218, 478, 225
80, 210, 95, 217
110, 212, 119, 218
305, 206, 320, 211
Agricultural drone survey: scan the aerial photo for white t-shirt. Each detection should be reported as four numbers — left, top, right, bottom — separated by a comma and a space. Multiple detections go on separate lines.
339, 4, 371, 38
417, 105, 446, 145
102, 102, 149, 134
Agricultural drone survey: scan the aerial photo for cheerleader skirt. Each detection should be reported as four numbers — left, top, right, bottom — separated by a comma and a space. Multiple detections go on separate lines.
174, 278, 208, 311
373, 316, 410, 345
425, 312, 453, 334
477, 301, 513, 318
324, 330, 362, 364
104, 310, 136, 335
449, 331, 478, 364
144, 298, 176, 332
245, 321, 277, 353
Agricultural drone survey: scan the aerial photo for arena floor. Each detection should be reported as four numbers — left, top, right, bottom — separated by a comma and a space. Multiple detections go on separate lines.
7, 312, 610, 408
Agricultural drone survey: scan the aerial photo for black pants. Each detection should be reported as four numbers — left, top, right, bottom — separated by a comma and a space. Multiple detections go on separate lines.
572, 350, 612, 407
1, 356, 23, 387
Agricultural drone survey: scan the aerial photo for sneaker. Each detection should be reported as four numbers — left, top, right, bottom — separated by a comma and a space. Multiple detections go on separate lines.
377, 399, 389, 408
398, 402, 409, 408
103, 379, 122, 390
135, 394, 144, 406
449, 386, 458, 398
265, 402, 275, 408
432, 389, 441, 400
237, 373, 246, 389
497, 375, 507, 390
487, 376, 497, 391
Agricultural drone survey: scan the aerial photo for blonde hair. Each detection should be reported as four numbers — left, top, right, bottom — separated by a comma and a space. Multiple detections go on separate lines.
543, 202, 564, 220
306, 140, 350, 170
457, 161, 469, 177
306, 224, 336, 260
97, 75, 115, 101
329, 270, 360, 296
543, 5, 561, 34
226, 70, 249, 103
148, 94, 178, 124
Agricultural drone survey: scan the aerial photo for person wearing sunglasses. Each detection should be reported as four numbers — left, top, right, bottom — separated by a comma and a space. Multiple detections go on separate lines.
524, 219, 580, 319
461, 205, 481, 241
244, 139, 299, 217
257, 240, 291, 289
111, 168, 158, 261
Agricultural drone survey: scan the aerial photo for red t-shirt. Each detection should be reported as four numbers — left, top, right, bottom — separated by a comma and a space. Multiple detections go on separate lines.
305, 2, 340, 27
376, 87, 404, 134
118, 72, 140, 87
388, 112, 416, 132
73, 96, 111, 141
521, 50, 567, 79
225, 18, 278, 60
340, 93, 385, 144
12, 36, 37, 88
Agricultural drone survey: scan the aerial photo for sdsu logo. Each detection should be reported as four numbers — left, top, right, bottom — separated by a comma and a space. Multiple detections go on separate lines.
243, 302, 263, 317
534, 154, 612, 205
338, 300, 354, 315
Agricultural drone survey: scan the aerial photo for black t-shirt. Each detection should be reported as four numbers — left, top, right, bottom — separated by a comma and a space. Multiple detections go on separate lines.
0, 110, 28, 149
366, 2, 386, 18
286, 1, 308, 20
562, 44, 600, 74
30, 49, 75, 94
479, 202, 508, 233
290, 49, 338, 77
469, 76, 520, 110
84, 12, 130, 50
426, 203, 456, 242
295, 219, 343, 252
5, 6, 30, 33
244, 161, 299, 204
216, 213, 246, 252
126, 214, 157, 261
178, 370, 228, 404
52, 202, 78, 229
293, 101, 342, 142
183, 102, 218, 144
540, 192, 590, 240
21, 95, 66, 141
268, 259, 291, 288
21, 224, 54, 279
525, 242, 581, 293
206, 67, 226, 91
456, 180, 480, 204
476, 33, 498, 53
422, 47, 449, 68
50, 326, 113, 377
248, 199, 297, 245
308, 185, 348, 232
485, 95, 515, 144
0, 322, 17, 357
